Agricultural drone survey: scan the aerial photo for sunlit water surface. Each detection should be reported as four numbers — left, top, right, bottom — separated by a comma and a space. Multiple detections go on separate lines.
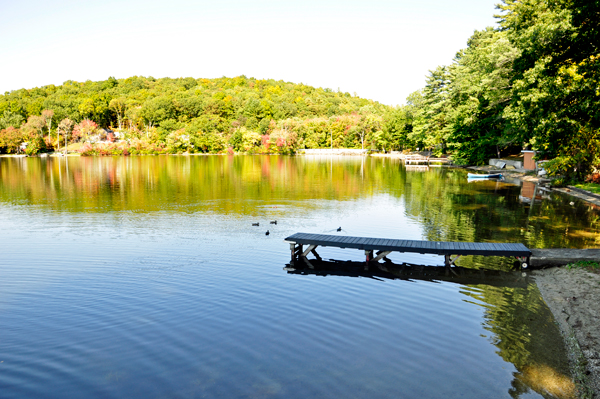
2, 155, 598, 398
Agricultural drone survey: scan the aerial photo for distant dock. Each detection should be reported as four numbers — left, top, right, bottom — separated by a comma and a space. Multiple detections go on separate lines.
403, 155, 452, 166
285, 233, 532, 268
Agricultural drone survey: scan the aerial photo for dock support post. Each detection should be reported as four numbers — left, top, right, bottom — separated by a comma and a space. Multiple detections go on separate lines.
373, 251, 392, 262
290, 243, 297, 264
311, 248, 322, 261
302, 245, 318, 258
301, 256, 315, 269
444, 254, 461, 266
365, 250, 374, 270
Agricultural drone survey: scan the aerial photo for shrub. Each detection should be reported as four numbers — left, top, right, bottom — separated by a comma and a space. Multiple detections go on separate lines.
585, 173, 600, 184
78, 143, 95, 156
166, 129, 194, 153
543, 157, 571, 179
549, 177, 566, 187
44, 136, 55, 151
79, 142, 131, 156
268, 128, 298, 154
543, 150, 597, 183
73, 120, 99, 142
126, 138, 166, 155
24, 135, 46, 155
241, 128, 262, 153
0, 127, 25, 153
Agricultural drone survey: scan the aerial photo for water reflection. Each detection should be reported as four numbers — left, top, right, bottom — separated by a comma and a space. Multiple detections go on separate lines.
462, 282, 577, 399
1, 156, 599, 250
1, 155, 589, 399
400, 167, 600, 249
284, 258, 530, 287
520, 181, 545, 204
286, 258, 575, 399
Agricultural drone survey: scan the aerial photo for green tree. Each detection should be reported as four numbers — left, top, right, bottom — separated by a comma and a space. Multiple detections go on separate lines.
446, 28, 520, 164
140, 96, 176, 134
229, 128, 243, 151
23, 115, 45, 138
411, 66, 453, 154
383, 106, 413, 150
109, 97, 127, 130
498, 0, 600, 180
58, 118, 74, 150
0, 110, 24, 130
42, 109, 55, 149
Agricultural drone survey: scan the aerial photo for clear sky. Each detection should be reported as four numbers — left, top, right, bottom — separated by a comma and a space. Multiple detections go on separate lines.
0, 0, 499, 106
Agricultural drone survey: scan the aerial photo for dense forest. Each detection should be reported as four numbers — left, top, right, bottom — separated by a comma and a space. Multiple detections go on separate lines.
0, 0, 598, 182
0, 75, 393, 156
401, 0, 600, 182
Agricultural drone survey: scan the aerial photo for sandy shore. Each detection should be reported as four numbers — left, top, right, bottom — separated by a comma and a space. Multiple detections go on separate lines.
533, 267, 600, 397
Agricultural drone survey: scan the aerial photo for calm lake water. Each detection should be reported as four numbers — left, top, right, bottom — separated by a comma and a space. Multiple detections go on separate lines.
1, 155, 598, 398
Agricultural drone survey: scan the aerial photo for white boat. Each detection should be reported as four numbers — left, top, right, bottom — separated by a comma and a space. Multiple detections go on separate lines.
467, 173, 503, 179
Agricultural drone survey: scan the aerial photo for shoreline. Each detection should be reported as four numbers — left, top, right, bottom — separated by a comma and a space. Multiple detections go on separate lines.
533, 267, 600, 398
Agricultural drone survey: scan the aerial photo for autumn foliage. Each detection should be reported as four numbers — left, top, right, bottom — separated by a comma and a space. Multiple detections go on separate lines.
0, 76, 395, 156
0, 127, 24, 153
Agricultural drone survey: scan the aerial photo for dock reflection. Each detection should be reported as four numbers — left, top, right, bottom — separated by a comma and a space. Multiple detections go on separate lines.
284, 258, 529, 288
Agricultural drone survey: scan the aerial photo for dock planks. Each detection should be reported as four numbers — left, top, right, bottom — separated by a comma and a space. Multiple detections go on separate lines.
285, 232, 531, 259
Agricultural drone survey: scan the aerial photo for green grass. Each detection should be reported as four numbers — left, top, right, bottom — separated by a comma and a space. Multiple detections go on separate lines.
566, 260, 600, 273
573, 182, 600, 195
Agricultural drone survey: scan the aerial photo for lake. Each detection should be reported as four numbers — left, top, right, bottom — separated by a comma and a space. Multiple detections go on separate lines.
1, 155, 597, 398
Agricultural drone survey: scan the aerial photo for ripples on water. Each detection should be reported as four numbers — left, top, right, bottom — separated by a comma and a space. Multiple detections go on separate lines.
1, 155, 593, 398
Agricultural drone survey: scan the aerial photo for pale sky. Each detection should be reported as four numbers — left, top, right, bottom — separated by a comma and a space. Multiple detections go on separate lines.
0, 0, 499, 106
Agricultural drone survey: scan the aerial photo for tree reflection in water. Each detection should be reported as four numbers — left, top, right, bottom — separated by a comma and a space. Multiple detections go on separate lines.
1, 155, 594, 398
286, 258, 576, 399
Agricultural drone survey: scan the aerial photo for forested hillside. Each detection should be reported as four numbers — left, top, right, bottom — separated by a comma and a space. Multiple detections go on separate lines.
0, 76, 394, 155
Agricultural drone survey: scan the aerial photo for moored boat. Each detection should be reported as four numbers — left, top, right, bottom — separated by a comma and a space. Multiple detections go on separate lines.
467, 173, 503, 179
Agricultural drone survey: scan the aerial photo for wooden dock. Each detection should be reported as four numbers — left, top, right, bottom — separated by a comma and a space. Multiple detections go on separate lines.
285, 233, 532, 268
403, 155, 452, 166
